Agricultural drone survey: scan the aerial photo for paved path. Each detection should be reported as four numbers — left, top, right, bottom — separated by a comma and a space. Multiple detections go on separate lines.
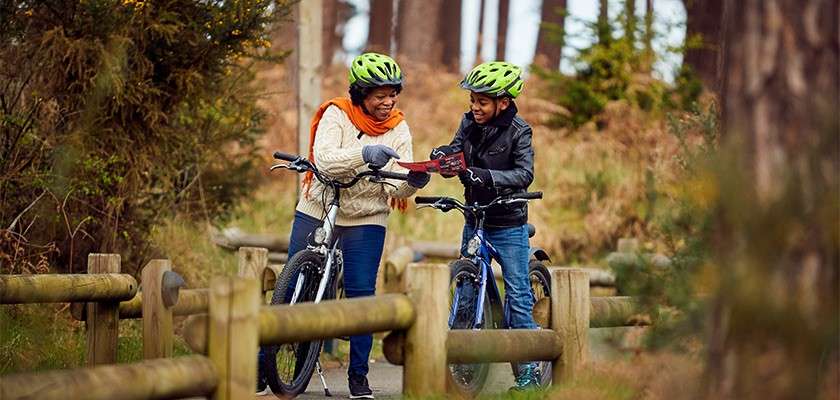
257, 361, 517, 399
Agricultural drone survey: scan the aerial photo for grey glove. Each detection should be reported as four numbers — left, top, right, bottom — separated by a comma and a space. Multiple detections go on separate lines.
407, 171, 431, 189
362, 144, 401, 169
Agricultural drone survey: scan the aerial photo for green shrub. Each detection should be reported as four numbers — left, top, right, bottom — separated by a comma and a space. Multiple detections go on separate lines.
0, 0, 293, 274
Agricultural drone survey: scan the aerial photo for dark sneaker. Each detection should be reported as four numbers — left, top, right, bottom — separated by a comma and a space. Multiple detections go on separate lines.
349, 373, 374, 399
510, 363, 541, 392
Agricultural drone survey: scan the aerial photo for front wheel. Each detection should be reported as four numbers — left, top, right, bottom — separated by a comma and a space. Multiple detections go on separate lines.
262, 249, 325, 397
508, 259, 554, 386
447, 259, 492, 397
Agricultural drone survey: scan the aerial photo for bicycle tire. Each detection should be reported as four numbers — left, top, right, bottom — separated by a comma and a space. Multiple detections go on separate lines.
508, 259, 554, 386
447, 259, 493, 397
262, 249, 325, 397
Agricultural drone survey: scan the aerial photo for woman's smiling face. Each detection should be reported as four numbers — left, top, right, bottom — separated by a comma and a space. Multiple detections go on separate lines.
363, 86, 399, 121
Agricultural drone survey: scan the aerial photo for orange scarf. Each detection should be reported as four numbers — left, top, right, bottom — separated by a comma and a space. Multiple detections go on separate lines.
303, 97, 408, 212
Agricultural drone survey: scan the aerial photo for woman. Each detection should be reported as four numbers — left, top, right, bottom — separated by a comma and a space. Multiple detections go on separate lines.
258, 52, 429, 399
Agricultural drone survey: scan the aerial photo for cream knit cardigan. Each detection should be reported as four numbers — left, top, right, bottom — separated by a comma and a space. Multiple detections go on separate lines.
296, 105, 418, 227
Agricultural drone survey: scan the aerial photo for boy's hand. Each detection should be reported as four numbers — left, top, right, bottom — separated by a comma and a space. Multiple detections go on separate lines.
407, 171, 431, 189
430, 145, 458, 177
459, 167, 493, 187
429, 145, 456, 160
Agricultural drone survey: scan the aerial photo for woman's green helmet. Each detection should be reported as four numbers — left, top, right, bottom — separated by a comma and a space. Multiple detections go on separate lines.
460, 61, 523, 98
349, 52, 404, 89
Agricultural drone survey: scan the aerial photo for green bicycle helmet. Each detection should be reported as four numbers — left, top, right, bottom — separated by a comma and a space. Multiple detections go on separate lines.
349, 52, 404, 89
460, 61, 524, 98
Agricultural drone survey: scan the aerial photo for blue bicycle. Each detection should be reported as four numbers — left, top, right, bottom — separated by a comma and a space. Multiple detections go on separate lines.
415, 192, 553, 396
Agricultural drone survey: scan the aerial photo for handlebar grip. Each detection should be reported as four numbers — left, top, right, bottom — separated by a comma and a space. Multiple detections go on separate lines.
273, 151, 300, 162
415, 196, 446, 204
512, 192, 543, 200
378, 170, 409, 181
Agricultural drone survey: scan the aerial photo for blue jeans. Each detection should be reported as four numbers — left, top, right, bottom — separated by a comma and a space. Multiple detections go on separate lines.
259, 211, 386, 380
460, 224, 538, 330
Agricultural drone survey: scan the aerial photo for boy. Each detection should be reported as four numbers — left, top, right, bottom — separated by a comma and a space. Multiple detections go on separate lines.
430, 61, 540, 390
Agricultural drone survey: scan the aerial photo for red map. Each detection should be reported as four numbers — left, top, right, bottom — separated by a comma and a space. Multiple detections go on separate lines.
397, 152, 467, 175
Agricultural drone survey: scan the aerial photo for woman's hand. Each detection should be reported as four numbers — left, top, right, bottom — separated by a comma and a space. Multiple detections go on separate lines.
407, 171, 431, 189
363, 144, 401, 168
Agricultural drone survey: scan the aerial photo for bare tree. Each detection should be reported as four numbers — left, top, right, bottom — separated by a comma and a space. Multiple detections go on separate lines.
438, 0, 462, 71
367, 0, 393, 53
623, 0, 636, 45
707, 0, 839, 398
683, 0, 724, 92
496, 0, 510, 60
598, 0, 611, 44
474, 0, 486, 65
323, 0, 353, 64
642, 0, 654, 68
397, 0, 445, 64
534, 0, 566, 69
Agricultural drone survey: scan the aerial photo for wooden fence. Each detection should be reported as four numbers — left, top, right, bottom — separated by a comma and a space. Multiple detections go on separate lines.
1, 248, 648, 399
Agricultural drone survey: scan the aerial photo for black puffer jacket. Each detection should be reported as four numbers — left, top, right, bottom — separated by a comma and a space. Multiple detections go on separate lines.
433, 103, 535, 228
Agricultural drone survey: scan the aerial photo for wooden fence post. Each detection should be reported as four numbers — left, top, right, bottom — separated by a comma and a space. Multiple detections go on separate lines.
142, 259, 173, 359
549, 267, 590, 382
403, 263, 448, 396
237, 247, 268, 280
86, 254, 121, 365
208, 276, 260, 400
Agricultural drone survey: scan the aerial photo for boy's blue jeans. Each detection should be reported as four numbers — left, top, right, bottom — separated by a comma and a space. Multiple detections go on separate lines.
460, 224, 538, 330
258, 211, 385, 382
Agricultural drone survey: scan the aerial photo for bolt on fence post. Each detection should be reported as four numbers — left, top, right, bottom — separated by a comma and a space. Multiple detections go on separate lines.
238, 246, 269, 292
403, 263, 448, 396
142, 259, 173, 359
86, 253, 121, 366
549, 267, 590, 383
208, 276, 260, 400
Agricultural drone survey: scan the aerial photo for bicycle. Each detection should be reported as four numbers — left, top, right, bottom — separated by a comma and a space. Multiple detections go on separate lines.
262, 151, 409, 398
415, 192, 553, 396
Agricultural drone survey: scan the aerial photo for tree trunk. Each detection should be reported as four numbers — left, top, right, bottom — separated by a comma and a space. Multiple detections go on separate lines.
438, 0, 462, 71
367, 0, 393, 53
496, 0, 510, 60
475, 0, 486, 65
642, 0, 654, 69
534, 0, 566, 69
623, 0, 636, 46
598, 0, 611, 44
396, 0, 445, 65
707, 0, 840, 398
683, 0, 724, 93
322, 0, 352, 65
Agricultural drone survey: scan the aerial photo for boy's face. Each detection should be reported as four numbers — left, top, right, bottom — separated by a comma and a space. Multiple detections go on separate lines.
469, 92, 510, 125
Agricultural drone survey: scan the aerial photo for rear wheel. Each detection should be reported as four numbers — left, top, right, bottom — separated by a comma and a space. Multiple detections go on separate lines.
447, 259, 492, 397
262, 249, 325, 397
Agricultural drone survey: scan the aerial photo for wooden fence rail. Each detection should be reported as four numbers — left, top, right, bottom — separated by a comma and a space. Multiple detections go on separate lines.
0, 273, 137, 304
0, 355, 217, 400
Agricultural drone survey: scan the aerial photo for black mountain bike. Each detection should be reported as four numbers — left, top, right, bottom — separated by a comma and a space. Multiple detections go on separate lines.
262, 151, 408, 398
415, 193, 553, 396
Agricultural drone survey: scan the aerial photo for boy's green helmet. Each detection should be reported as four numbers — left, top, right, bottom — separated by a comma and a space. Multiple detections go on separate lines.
461, 61, 524, 98
349, 52, 404, 89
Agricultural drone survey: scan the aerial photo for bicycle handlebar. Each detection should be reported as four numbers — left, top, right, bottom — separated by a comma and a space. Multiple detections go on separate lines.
415, 196, 448, 205
273, 151, 299, 162
270, 150, 408, 188
511, 191, 542, 200
377, 169, 409, 181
